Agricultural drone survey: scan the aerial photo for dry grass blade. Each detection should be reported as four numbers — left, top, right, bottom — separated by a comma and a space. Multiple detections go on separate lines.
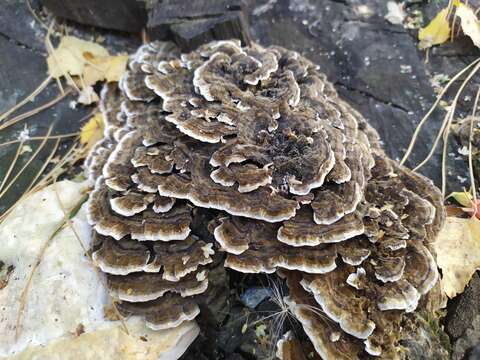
469, 86, 480, 208
25, 138, 61, 192
0, 139, 80, 227
45, 21, 81, 94
0, 132, 80, 148
0, 76, 52, 123
439, 62, 480, 195
30, 142, 80, 192
0, 89, 72, 131
26, 0, 49, 30
400, 57, 480, 166
0, 124, 53, 200
0, 140, 25, 193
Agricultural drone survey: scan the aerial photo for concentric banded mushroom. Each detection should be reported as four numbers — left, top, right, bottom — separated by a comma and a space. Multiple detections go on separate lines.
85, 40, 445, 358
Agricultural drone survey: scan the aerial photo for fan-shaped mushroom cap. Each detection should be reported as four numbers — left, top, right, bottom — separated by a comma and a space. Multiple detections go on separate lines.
92, 233, 214, 280
117, 294, 200, 331
284, 272, 363, 359
107, 269, 209, 302
277, 207, 364, 247
88, 178, 191, 241
301, 268, 376, 340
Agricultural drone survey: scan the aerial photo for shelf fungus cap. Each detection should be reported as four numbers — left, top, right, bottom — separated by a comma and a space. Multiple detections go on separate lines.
92, 234, 214, 280
301, 271, 376, 340
107, 270, 209, 303
88, 177, 191, 241
116, 294, 200, 331
215, 216, 338, 274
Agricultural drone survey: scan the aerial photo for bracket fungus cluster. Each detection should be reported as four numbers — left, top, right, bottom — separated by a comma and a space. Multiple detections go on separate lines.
85, 40, 445, 358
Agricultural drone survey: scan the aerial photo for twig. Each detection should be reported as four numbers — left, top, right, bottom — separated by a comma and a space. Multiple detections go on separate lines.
0, 140, 79, 225
53, 180, 88, 253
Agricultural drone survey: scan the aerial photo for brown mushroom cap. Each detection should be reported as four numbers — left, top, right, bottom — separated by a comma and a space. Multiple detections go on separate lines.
284, 272, 363, 359
92, 233, 214, 280
116, 294, 200, 331
107, 269, 208, 302
88, 177, 191, 241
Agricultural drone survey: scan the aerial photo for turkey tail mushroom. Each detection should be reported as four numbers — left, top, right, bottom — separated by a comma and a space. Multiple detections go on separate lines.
84, 40, 445, 357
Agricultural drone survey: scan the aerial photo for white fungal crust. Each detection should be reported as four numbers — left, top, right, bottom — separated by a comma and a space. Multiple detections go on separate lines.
84, 40, 446, 356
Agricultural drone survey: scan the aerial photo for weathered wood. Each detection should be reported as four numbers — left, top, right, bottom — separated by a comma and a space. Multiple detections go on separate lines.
171, 11, 251, 52
42, 0, 149, 33
147, 0, 252, 51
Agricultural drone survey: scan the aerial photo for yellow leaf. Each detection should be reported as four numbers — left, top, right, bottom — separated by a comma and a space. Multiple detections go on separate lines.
83, 55, 129, 86
104, 55, 129, 82
456, 3, 480, 48
433, 216, 480, 298
80, 113, 104, 149
418, 8, 451, 49
447, 191, 473, 207
47, 36, 109, 79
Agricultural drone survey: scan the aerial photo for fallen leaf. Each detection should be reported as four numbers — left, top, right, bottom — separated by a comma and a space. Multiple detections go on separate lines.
418, 8, 451, 49
433, 216, 480, 298
80, 113, 104, 150
456, 3, 480, 48
447, 191, 472, 207
47, 36, 109, 79
83, 54, 129, 86
385, 1, 406, 25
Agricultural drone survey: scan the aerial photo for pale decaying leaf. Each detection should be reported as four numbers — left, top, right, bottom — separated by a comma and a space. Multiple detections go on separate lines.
418, 8, 451, 49
385, 1, 406, 25
447, 191, 472, 207
47, 36, 128, 104
83, 54, 129, 86
456, 3, 480, 48
47, 36, 109, 79
433, 216, 480, 298
80, 113, 104, 150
